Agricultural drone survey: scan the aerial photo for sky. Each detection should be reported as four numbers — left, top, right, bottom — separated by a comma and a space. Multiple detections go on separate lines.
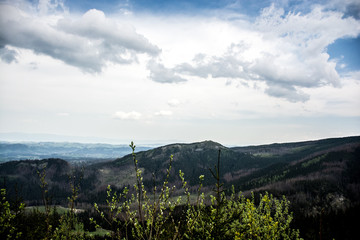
0, 0, 359, 146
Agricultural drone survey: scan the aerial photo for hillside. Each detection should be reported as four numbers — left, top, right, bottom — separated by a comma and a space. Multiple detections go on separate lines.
1, 136, 360, 239
94, 140, 258, 188
1, 137, 360, 202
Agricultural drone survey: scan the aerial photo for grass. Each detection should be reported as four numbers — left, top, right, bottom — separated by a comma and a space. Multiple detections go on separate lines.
25, 205, 84, 214
25, 206, 111, 237
86, 228, 111, 237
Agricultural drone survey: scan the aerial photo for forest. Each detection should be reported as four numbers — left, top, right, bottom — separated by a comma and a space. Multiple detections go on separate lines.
1, 136, 360, 239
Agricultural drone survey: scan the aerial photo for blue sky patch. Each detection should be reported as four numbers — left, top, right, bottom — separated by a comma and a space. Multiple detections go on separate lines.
327, 36, 360, 72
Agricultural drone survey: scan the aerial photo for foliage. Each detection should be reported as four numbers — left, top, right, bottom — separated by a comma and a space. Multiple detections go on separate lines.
10, 138, 360, 239
51, 170, 85, 240
92, 142, 301, 240
37, 166, 53, 239
233, 193, 300, 240
92, 142, 184, 239
0, 188, 24, 239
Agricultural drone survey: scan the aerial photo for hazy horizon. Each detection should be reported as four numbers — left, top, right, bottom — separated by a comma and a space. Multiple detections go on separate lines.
1, 132, 359, 148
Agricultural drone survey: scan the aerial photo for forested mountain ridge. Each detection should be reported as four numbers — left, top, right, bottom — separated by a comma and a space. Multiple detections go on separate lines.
1, 136, 360, 239
1, 136, 359, 203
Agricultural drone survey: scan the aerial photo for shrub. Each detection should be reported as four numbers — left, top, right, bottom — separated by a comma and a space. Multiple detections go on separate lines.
93, 142, 302, 240
1, 142, 302, 239
0, 188, 24, 239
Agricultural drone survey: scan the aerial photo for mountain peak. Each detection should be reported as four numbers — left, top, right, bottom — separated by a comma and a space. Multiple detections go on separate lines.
166, 140, 225, 149
190, 140, 225, 149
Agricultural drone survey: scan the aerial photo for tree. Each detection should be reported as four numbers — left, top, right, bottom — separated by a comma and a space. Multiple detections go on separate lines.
93, 143, 302, 239
0, 188, 24, 239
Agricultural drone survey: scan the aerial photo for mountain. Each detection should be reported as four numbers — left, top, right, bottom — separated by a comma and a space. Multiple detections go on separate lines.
1, 136, 360, 238
93, 140, 275, 191
1, 137, 359, 201
1, 136, 359, 199
0, 158, 72, 205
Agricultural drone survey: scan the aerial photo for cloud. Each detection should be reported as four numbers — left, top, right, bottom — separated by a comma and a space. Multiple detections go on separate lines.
265, 84, 310, 102
176, 48, 248, 79
324, 0, 360, 19
148, 4, 360, 102
154, 110, 173, 116
1, 0, 359, 103
113, 111, 142, 120
57, 112, 69, 116
167, 99, 181, 107
58, 9, 160, 56
37, 0, 67, 15
0, 46, 18, 63
345, 2, 360, 19
0, 3, 160, 72
29, 62, 39, 70
147, 60, 187, 83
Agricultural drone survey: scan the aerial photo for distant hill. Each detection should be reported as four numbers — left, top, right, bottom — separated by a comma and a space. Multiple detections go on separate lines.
0, 141, 153, 163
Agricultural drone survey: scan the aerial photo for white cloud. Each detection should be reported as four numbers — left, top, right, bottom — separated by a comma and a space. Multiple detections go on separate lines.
147, 60, 187, 83
143, 4, 360, 101
264, 84, 309, 102
37, 0, 67, 15
3, 1, 357, 101
57, 9, 160, 55
57, 112, 69, 116
154, 110, 173, 116
167, 99, 181, 107
0, 3, 160, 73
113, 111, 142, 120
